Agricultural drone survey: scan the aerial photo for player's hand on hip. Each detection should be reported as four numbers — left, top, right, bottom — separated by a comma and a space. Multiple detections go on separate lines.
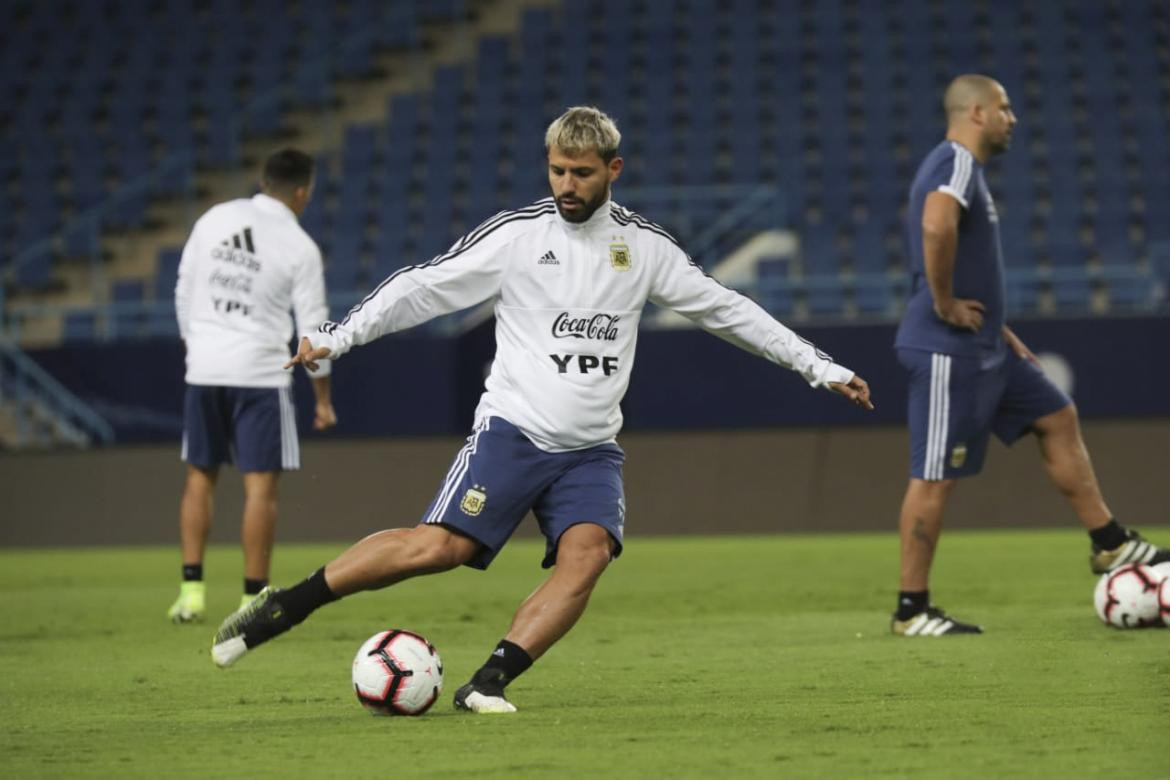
1002, 325, 1037, 363
314, 401, 337, 431
828, 375, 874, 410
935, 298, 985, 332
284, 336, 332, 372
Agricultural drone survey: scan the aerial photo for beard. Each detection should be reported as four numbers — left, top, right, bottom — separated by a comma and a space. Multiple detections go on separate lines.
555, 188, 609, 223
989, 131, 1013, 155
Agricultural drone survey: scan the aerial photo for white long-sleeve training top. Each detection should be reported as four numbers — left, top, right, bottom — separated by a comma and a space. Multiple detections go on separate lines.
176, 193, 331, 387
313, 197, 854, 451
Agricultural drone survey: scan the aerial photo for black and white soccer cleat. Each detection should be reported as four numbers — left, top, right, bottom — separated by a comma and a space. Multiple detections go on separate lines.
891, 605, 983, 636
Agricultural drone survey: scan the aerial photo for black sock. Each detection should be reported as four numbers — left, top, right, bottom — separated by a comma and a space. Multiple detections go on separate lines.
182, 563, 203, 582
471, 640, 533, 694
244, 578, 267, 595
1089, 519, 1127, 550
277, 567, 339, 625
895, 590, 929, 620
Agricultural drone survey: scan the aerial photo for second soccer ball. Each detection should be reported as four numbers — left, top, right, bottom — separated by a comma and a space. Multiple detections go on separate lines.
1093, 564, 1163, 629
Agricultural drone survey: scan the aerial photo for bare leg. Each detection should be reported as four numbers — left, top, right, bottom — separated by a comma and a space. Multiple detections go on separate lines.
180, 465, 218, 565
323, 524, 480, 597
898, 478, 958, 592
1032, 404, 1111, 530
241, 472, 280, 581
504, 523, 615, 660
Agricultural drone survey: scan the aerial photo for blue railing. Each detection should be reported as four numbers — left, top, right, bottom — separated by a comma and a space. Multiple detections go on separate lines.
0, 339, 114, 445
749, 264, 1167, 321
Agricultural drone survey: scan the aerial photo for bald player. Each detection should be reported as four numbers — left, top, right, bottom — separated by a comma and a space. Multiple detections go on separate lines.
890, 75, 1168, 636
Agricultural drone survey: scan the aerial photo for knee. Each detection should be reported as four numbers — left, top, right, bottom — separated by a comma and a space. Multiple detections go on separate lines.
556, 529, 614, 579
1036, 402, 1078, 436
185, 466, 218, 495
401, 526, 476, 572
910, 478, 956, 505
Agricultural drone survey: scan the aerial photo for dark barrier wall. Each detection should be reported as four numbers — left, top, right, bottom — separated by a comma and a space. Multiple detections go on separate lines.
25, 315, 1170, 442
3, 420, 1168, 547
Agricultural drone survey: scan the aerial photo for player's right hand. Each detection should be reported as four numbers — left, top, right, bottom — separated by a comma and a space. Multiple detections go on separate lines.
314, 401, 338, 431
284, 336, 332, 372
934, 298, 985, 332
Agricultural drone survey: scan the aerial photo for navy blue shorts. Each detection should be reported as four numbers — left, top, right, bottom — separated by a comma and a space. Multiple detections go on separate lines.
421, 416, 626, 570
181, 385, 300, 473
899, 348, 1070, 480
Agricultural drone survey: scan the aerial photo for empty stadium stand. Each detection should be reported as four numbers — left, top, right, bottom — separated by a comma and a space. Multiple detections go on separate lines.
1, 0, 1167, 341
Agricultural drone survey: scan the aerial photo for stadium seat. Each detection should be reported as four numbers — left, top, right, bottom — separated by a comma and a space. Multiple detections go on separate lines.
62, 311, 98, 343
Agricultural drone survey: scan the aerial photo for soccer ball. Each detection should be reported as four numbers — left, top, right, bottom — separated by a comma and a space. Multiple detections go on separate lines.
352, 630, 443, 716
1092, 563, 1162, 628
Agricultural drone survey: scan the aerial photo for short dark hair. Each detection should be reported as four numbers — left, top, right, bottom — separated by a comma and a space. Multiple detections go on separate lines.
261, 148, 314, 193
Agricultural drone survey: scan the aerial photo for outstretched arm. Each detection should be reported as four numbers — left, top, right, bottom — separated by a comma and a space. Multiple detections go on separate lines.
649, 249, 873, 409
308, 220, 514, 360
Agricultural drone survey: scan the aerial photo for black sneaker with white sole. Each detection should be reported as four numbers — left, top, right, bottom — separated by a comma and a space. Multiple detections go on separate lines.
891, 605, 983, 636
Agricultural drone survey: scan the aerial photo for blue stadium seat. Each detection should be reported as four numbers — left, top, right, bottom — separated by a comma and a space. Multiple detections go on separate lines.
854, 275, 894, 317
155, 248, 182, 299
110, 279, 147, 338
1006, 276, 1044, 315
1105, 273, 1154, 312
63, 311, 98, 343
806, 277, 846, 319
1049, 264, 1093, 312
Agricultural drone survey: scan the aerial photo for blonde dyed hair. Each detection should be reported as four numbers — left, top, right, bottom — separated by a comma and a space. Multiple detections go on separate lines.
544, 106, 622, 161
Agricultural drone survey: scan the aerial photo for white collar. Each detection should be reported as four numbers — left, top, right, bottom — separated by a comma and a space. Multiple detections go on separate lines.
252, 192, 298, 222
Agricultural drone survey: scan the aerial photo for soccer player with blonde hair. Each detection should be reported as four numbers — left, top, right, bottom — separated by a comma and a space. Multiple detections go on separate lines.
212, 107, 873, 711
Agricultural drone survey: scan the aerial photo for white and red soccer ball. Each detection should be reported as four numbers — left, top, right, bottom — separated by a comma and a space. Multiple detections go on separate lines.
1093, 563, 1166, 629
1156, 562, 1170, 627
352, 630, 443, 715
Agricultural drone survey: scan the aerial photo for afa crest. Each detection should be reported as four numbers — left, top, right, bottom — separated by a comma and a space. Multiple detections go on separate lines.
460, 485, 487, 516
949, 444, 967, 469
609, 243, 631, 272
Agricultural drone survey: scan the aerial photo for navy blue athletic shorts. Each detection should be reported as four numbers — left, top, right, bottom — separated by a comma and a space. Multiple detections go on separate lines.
181, 385, 300, 472
421, 416, 626, 570
898, 347, 1070, 480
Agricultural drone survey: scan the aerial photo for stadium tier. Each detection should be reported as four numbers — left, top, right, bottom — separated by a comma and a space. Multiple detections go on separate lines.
2, 0, 1168, 326
1, 0, 464, 290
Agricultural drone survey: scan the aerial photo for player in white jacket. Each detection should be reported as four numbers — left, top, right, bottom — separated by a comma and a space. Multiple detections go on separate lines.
169, 149, 336, 624
212, 109, 873, 712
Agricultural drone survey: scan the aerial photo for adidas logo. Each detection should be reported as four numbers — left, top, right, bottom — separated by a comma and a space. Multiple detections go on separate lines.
537, 250, 559, 265
221, 227, 256, 254
492, 648, 506, 657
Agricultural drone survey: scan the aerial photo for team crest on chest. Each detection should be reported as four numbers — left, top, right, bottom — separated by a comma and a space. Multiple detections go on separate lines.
460, 485, 487, 516
609, 242, 631, 272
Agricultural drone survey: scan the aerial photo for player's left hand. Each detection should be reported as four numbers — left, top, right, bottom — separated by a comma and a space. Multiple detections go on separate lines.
1002, 326, 1037, 364
829, 375, 874, 410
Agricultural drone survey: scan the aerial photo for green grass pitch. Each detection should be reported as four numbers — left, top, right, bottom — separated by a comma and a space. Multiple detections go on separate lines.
2, 529, 1167, 777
